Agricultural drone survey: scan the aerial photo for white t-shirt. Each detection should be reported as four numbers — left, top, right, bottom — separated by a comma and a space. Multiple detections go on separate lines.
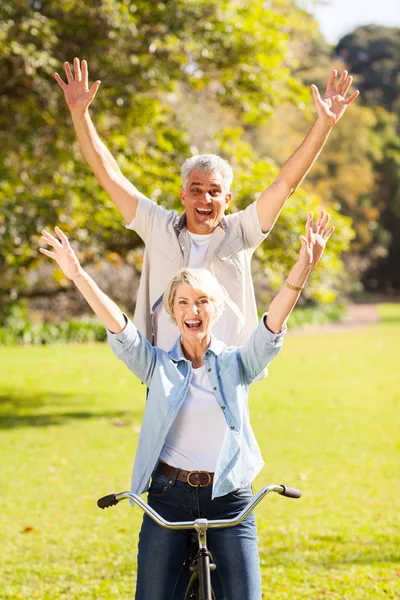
159, 365, 228, 471
154, 231, 235, 351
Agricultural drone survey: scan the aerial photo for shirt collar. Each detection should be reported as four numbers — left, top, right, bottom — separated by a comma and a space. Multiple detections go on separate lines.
173, 212, 228, 234
207, 334, 226, 355
167, 334, 226, 362
167, 337, 188, 362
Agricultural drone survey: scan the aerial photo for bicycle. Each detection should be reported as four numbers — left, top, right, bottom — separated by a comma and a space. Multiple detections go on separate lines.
97, 483, 302, 600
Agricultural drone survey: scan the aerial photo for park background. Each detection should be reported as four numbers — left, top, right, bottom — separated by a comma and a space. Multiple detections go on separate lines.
0, 0, 399, 598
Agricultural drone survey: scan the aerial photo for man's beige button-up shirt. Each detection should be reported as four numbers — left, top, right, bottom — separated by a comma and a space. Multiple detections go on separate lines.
126, 195, 268, 347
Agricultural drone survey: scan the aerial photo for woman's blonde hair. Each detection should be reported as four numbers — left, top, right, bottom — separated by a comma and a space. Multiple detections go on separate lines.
163, 268, 225, 323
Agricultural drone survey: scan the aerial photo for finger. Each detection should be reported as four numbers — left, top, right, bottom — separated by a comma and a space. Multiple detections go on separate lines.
340, 75, 353, 98
41, 229, 63, 249
299, 235, 309, 247
81, 59, 88, 86
319, 213, 330, 235
54, 226, 72, 249
64, 61, 74, 83
336, 70, 347, 93
344, 89, 360, 106
324, 225, 335, 240
39, 248, 57, 259
299, 236, 311, 257
300, 236, 312, 264
311, 85, 323, 109
74, 57, 82, 82
54, 72, 67, 89
88, 80, 101, 102
314, 210, 325, 233
325, 70, 337, 94
306, 212, 313, 243
311, 84, 321, 99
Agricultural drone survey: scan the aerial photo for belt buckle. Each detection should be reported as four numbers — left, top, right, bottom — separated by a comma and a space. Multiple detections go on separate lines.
187, 470, 212, 487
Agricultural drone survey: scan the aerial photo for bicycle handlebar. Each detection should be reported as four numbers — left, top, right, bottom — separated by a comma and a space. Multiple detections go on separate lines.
279, 485, 302, 499
97, 484, 301, 530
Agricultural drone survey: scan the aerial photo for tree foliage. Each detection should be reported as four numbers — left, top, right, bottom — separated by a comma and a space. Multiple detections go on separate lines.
334, 25, 400, 292
336, 25, 400, 112
0, 0, 353, 319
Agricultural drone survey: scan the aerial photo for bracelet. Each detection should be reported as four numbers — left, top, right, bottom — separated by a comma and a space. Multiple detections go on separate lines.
284, 279, 304, 292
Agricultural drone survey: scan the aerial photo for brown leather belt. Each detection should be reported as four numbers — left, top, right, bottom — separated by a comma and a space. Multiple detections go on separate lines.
156, 461, 214, 487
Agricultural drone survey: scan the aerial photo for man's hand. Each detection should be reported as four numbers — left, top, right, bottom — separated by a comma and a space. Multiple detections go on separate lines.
40, 227, 84, 281
311, 70, 359, 127
54, 57, 141, 224
299, 211, 334, 269
54, 57, 101, 115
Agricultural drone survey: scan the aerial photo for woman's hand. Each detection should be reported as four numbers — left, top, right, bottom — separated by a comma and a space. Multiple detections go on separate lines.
299, 211, 334, 269
39, 227, 84, 281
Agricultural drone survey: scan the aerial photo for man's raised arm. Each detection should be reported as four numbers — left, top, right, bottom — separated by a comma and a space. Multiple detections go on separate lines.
255, 70, 359, 233
55, 57, 141, 225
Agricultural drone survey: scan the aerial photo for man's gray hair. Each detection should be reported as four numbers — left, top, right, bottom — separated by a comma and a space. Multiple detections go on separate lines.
181, 154, 234, 191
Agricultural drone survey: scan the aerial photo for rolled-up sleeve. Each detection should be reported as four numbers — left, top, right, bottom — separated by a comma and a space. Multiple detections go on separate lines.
238, 201, 269, 251
238, 312, 286, 383
107, 314, 156, 386
125, 195, 170, 245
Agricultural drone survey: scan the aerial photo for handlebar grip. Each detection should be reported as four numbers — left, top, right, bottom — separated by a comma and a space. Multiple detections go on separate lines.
280, 485, 302, 499
97, 494, 119, 509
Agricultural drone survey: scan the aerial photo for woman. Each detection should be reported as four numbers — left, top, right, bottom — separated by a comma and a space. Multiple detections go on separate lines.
40, 211, 333, 599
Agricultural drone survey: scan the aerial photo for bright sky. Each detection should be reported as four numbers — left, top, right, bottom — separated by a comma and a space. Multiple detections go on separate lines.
308, 0, 400, 43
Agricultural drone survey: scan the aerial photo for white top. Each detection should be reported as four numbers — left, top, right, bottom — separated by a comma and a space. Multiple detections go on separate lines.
187, 231, 212, 267
159, 365, 228, 471
153, 231, 211, 350
153, 230, 236, 351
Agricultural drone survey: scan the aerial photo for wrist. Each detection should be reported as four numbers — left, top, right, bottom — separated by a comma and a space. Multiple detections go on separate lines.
314, 115, 334, 134
294, 259, 313, 274
286, 261, 312, 288
71, 268, 88, 284
71, 108, 90, 122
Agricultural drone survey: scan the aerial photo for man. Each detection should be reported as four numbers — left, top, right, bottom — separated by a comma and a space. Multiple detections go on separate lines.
55, 58, 358, 349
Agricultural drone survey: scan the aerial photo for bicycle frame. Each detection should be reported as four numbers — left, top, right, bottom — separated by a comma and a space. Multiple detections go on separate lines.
98, 484, 301, 599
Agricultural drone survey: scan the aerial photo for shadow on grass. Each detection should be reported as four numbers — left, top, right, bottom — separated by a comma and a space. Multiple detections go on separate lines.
0, 391, 141, 430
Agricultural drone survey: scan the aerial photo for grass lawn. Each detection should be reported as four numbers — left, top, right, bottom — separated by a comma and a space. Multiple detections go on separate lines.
0, 305, 399, 599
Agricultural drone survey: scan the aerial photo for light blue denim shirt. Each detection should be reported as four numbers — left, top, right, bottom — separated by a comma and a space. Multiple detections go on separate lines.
107, 314, 286, 499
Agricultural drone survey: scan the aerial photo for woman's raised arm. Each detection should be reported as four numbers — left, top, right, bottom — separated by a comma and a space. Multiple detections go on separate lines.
40, 226, 126, 334
266, 210, 334, 334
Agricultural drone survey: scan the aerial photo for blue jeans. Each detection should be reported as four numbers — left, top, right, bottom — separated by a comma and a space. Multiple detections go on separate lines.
135, 472, 261, 599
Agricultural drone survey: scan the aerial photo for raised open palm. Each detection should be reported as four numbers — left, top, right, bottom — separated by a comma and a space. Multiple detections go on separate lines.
299, 211, 334, 268
54, 57, 101, 113
40, 227, 83, 281
312, 70, 359, 126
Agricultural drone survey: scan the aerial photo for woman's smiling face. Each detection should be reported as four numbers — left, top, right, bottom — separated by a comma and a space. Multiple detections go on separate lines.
172, 283, 217, 341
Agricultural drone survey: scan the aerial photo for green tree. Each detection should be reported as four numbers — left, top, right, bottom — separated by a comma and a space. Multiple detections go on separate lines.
334, 25, 400, 292
336, 25, 400, 112
0, 0, 352, 318
217, 126, 354, 304
0, 0, 306, 304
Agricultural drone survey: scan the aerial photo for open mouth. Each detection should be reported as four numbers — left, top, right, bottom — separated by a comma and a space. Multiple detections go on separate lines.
196, 208, 213, 216
184, 319, 202, 331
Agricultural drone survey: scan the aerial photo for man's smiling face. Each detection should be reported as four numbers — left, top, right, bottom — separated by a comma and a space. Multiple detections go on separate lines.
180, 170, 232, 234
